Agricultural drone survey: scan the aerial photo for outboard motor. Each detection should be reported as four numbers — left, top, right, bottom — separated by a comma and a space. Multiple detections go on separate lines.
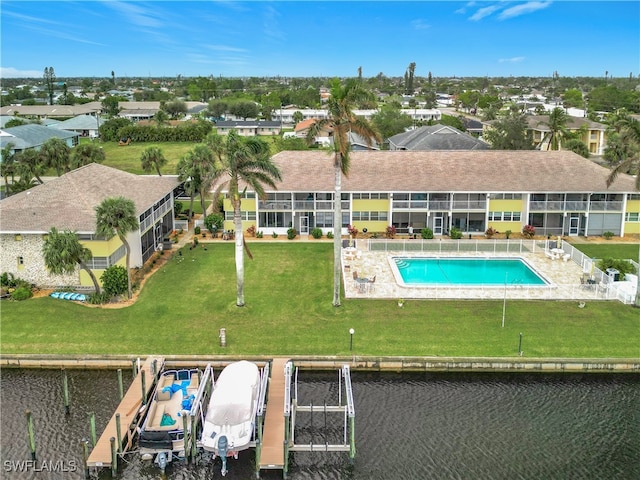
218, 435, 228, 476
156, 451, 168, 473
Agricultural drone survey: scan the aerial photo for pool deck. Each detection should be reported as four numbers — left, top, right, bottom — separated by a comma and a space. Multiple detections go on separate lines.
343, 246, 608, 301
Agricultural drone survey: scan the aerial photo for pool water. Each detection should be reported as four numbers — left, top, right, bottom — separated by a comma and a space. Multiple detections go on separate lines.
394, 257, 548, 286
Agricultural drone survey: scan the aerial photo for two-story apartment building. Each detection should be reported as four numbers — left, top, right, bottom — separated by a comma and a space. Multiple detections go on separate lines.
217, 150, 639, 238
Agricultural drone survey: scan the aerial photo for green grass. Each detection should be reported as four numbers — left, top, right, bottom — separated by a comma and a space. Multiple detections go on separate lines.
568, 242, 640, 261
1, 243, 638, 359
95, 140, 196, 175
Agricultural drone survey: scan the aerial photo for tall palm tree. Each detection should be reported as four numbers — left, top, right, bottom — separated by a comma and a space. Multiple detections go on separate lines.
176, 144, 216, 217
539, 107, 570, 150
140, 146, 168, 176
70, 143, 106, 170
14, 148, 46, 185
95, 197, 138, 299
206, 130, 281, 307
40, 137, 71, 175
42, 227, 101, 294
1, 142, 16, 194
306, 78, 381, 306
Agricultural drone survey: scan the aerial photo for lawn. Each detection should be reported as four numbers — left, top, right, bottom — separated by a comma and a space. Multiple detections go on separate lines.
567, 242, 640, 261
94, 140, 196, 175
1, 243, 638, 359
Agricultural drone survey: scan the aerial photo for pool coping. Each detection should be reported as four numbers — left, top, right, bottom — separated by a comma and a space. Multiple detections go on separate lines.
1, 354, 638, 373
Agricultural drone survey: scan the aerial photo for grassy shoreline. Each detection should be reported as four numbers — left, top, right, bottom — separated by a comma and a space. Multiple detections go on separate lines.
1, 243, 638, 359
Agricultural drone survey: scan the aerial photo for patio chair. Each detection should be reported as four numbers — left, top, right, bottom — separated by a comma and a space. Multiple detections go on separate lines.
368, 275, 376, 292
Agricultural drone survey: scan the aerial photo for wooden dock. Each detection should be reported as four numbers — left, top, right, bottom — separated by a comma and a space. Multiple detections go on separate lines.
258, 357, 289, 472
87, 356, 164, 468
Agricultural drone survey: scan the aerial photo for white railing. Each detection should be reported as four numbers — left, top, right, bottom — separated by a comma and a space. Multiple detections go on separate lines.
174, 219, 189, 231
368, 238, 538, 254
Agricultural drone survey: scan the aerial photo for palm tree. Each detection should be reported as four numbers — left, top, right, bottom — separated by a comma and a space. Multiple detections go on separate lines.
206, 130, 281, 307
40, 137, 71, 175
95, 197, 138, 299
1, 142, 16, 194
306, 78, 381, 306
539, 107, 570, 150
70, 143, 106, 170
14, 148, 46, 185
176, 144, 216, 217
42, 227, 101, 294
140, 146, 168, 176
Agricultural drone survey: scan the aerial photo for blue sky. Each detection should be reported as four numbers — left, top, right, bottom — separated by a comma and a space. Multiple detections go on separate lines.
1, 1, 638, 79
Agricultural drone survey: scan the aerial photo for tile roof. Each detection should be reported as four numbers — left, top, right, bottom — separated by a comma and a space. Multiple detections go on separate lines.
0, 163, 179, 233
268, 150, 636, 193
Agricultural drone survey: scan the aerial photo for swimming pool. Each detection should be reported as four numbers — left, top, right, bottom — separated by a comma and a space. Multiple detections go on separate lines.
391, 257, 549, 286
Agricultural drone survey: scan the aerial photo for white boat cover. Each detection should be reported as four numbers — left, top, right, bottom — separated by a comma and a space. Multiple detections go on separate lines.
206, 361, 260, 426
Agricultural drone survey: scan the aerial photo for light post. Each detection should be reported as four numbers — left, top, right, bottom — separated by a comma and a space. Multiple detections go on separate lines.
349, 328, 355, 351
518, 332, 523, 356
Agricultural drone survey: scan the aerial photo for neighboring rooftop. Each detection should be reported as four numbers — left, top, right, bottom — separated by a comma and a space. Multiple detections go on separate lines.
388, 125, 489, 151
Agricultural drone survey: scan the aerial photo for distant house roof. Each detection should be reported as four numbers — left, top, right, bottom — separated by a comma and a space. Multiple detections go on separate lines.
215, 120, 281, 128
0, 105, 99, 117
0, 163, 179, 234
52, 114, 105, 131
524, 115, 606, 132
349, 132, 380, 151
266, 150, 636, 194
0, 124, 78, 150
388, 125, 488, 151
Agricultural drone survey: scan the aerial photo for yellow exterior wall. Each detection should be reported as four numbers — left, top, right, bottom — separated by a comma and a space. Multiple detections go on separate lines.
84, 236, 122, 256
488, 222, 522, 233
351, 221, 388, 233
488, 199, 524, 211
624, 222, 640, 235
352, 199, 390, 211
626, 199, 640, 213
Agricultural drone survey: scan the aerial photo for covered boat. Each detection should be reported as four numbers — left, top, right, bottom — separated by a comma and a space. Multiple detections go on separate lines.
201, 361, 262, 476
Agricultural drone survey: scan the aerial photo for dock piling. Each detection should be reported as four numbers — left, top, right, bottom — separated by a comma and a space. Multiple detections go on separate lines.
110, 437, 117, 477
115, 413, 122, 453
25, 409, 36, 460
141, 370, 147, 406
117, 369, 124, 400
62, 368, 70, 414
81, 439, 90, 479
89, 413, 97, 446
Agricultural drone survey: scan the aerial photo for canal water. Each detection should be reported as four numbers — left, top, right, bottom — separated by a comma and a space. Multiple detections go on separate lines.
1, 368, 638, 480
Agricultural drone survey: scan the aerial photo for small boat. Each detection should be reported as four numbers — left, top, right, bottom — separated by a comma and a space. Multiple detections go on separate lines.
201, 361, 262, 476
139, 367, 209, 472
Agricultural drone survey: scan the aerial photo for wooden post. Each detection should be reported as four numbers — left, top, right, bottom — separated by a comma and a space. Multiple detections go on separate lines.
131, 359, 138, 378
115, 413, 122, 453
81, 439, 90, 479
141, 370, 147, 406
110, 437, 117, 477
349, 416, 356, 462
182, 414, 189, 462
62, 368, 70, 414
89, 413, 97, 447
117, 369, 124, 401
152, 359, 158, 377
25, 410, 36, 460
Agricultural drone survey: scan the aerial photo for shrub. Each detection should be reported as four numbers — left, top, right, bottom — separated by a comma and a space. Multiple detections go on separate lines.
485, 227, 497, 238
174, 201, 183, 217
193, 237, 199, 246
10, 286, 32, 301
371, 232, 379, 239
597, 258, 634, 278
246, 225, 256, 237
0, 272, 17, 288
385, 225, 397, 239
204, 213, 224, 235
505, 230, 512, 239
347, 224, 358, 237
421, 228, 434, 239
602, 231, 614, 240
256, 231, 264, 238
311, 228, 323, 239
449, 227, 463, 239
101, 265, 128, 296
287, 227, 297, 240
272, 231, 278, 239
88, 291, 111, 305
194, 226, 201, 235
522, 225, 536, 238
326, 231, 334, 239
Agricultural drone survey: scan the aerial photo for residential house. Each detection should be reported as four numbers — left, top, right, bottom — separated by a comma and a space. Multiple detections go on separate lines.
216, 150, 639, 239
0, 104, 100, 119
52, 114, 106, 138
214, 120, 282, 136
388, 125, 488, 151
0, 163, 180, 289
0, 124, 79, 154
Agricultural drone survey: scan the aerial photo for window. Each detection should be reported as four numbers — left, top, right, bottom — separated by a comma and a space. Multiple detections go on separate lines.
17, 256, 24, 266
14, 234, 22, 241
625, 212, 640, 222
629, 194, 640, 200
352, 211, 388, 221
492, 193, 522, 200
225, 211, 256, 221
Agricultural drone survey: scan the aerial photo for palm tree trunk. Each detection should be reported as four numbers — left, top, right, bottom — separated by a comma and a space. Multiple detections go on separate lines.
332, 164, 342, 307
119, 234, 133, 299
234, 200, 245, 306
79, 261, 101, 294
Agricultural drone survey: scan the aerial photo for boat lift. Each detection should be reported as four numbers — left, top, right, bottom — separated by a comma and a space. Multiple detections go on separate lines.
284, 364, 356, 473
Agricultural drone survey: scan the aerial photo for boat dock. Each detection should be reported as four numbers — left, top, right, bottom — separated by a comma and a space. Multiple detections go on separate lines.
258, 357, 289, 474
87, 356, 164, 469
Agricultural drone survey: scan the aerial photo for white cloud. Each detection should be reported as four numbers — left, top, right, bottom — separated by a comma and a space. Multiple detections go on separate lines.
469, 4, 502, 21
499, 1, 553, 20
498, 57, 526, 63
0, 67, 44, 78
103, 1, 163, 28
411, 19, 431, 30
